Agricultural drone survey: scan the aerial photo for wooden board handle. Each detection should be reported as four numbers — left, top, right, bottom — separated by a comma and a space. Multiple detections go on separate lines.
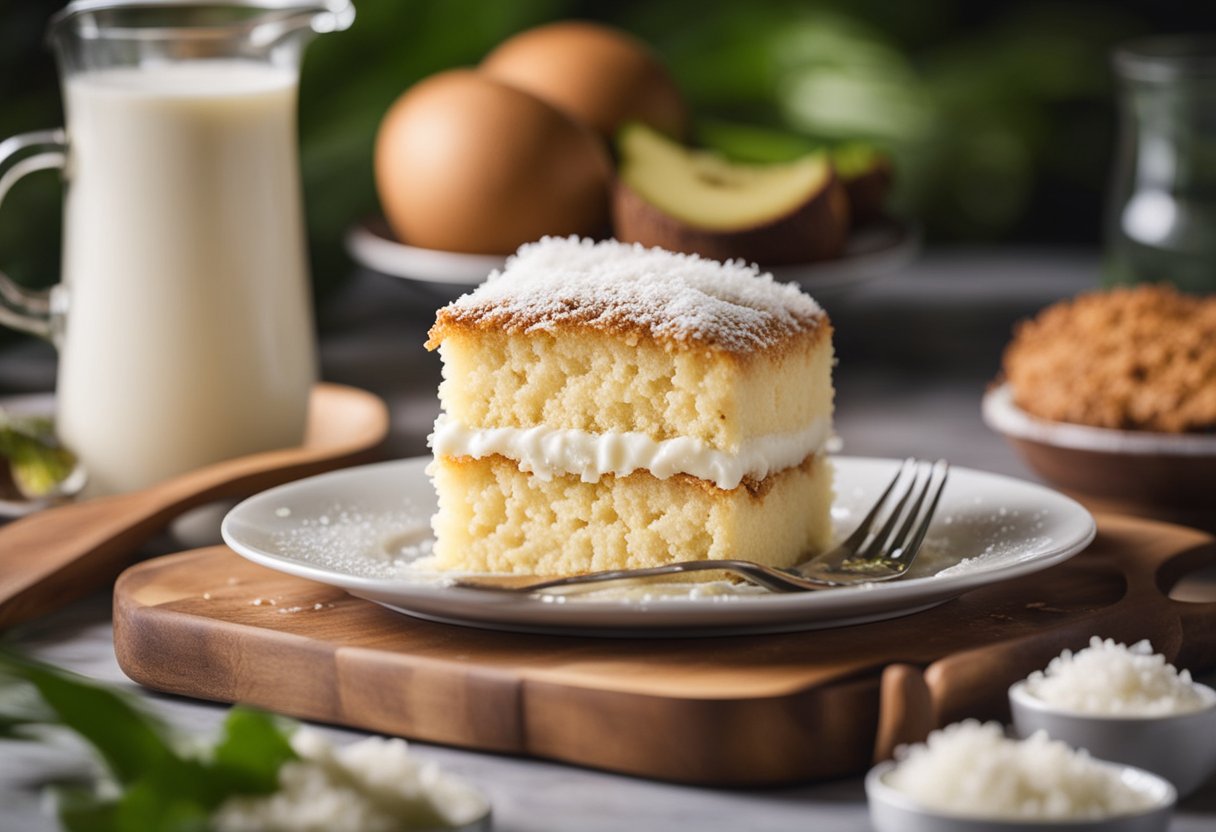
874, 664, 933, 761
1163, 537, 1216, 670
904, 521, 1216, 738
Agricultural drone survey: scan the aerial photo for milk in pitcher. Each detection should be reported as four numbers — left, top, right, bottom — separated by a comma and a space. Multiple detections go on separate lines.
57, 61, 316, 495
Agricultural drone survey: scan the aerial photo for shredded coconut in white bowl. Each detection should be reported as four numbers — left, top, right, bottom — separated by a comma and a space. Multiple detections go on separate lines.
882, 721, 1160, 821
1024, 637, 1208, 716
213, 728, 488, 832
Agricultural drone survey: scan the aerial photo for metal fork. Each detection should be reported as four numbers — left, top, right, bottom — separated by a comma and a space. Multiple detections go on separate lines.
452, 458, 950, 594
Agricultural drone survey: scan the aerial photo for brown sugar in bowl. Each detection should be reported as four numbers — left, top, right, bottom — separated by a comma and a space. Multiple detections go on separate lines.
986, 285, 1216, 532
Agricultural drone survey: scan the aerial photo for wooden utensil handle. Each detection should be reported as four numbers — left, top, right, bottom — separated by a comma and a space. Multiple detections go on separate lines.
0, 473, 228, 630
0, 384, 389, 630
0, 453, 371, 630
922, 622, 1122, 726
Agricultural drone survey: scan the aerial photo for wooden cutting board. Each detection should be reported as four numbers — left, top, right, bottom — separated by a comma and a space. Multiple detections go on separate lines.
113, 513, 1216, 786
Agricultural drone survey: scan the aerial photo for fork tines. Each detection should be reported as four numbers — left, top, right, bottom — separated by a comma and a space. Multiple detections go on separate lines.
851, 458, 949, 564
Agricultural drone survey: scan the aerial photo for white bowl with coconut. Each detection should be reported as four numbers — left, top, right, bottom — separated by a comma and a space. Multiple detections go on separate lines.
866, 721, 1175, 832
1009, 637, 1216, 798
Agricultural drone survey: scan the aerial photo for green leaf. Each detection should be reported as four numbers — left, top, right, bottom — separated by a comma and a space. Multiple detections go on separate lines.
0, 651, 177, 786
0, 652, 305, 831
52, 785, 120, 832
55, 775, 213, 832
0, 668, 56, 738
695, 119, 824, 163
206, 707, 298, 797
831, 141, 887, 179
113, 777, 212, 832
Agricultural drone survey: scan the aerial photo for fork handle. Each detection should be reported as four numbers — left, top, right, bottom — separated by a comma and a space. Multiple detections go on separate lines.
456, 560, 794, 593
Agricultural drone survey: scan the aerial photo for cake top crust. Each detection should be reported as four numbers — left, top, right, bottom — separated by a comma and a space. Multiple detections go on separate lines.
427, 237, 826, 353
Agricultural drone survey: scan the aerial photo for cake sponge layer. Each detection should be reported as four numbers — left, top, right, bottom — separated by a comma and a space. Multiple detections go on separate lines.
433, 325, 833, 452
431, 453, 834, 575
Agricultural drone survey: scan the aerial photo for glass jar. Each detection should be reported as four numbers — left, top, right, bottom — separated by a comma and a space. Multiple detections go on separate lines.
1105, 37, 1216, 292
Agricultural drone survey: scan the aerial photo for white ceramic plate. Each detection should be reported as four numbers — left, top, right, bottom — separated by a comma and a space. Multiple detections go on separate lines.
345, 217, 920, 302
221, 455, 1095, 637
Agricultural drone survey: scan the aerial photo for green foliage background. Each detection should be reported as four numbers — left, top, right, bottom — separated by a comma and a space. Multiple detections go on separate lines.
0, 0, 1150, 303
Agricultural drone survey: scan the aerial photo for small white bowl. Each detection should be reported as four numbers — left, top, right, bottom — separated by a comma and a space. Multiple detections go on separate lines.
866, 758, 1175, 832
1009, 680, 1216, 798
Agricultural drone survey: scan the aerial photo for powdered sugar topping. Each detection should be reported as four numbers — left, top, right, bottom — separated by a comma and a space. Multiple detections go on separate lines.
432, 237, 825, 352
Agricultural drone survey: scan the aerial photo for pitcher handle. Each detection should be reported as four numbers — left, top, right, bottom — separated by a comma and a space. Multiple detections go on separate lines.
0, 129, 67, 341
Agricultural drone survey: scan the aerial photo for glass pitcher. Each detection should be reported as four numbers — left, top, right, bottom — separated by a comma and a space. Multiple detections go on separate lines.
0, 0, 354, 495
1105, 36, 1216, 292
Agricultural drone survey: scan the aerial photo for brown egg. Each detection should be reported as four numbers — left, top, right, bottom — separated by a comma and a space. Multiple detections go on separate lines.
374, 69, 612, 255
481, 21, 688, 140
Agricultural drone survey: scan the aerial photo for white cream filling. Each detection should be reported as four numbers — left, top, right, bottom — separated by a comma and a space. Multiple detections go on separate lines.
429, 414, 832, 491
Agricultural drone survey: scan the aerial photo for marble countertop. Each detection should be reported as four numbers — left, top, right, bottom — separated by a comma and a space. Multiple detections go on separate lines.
2, 249, 1215, 831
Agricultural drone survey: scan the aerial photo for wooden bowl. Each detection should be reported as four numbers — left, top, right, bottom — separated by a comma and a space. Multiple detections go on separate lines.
982, 384, 1216, 532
